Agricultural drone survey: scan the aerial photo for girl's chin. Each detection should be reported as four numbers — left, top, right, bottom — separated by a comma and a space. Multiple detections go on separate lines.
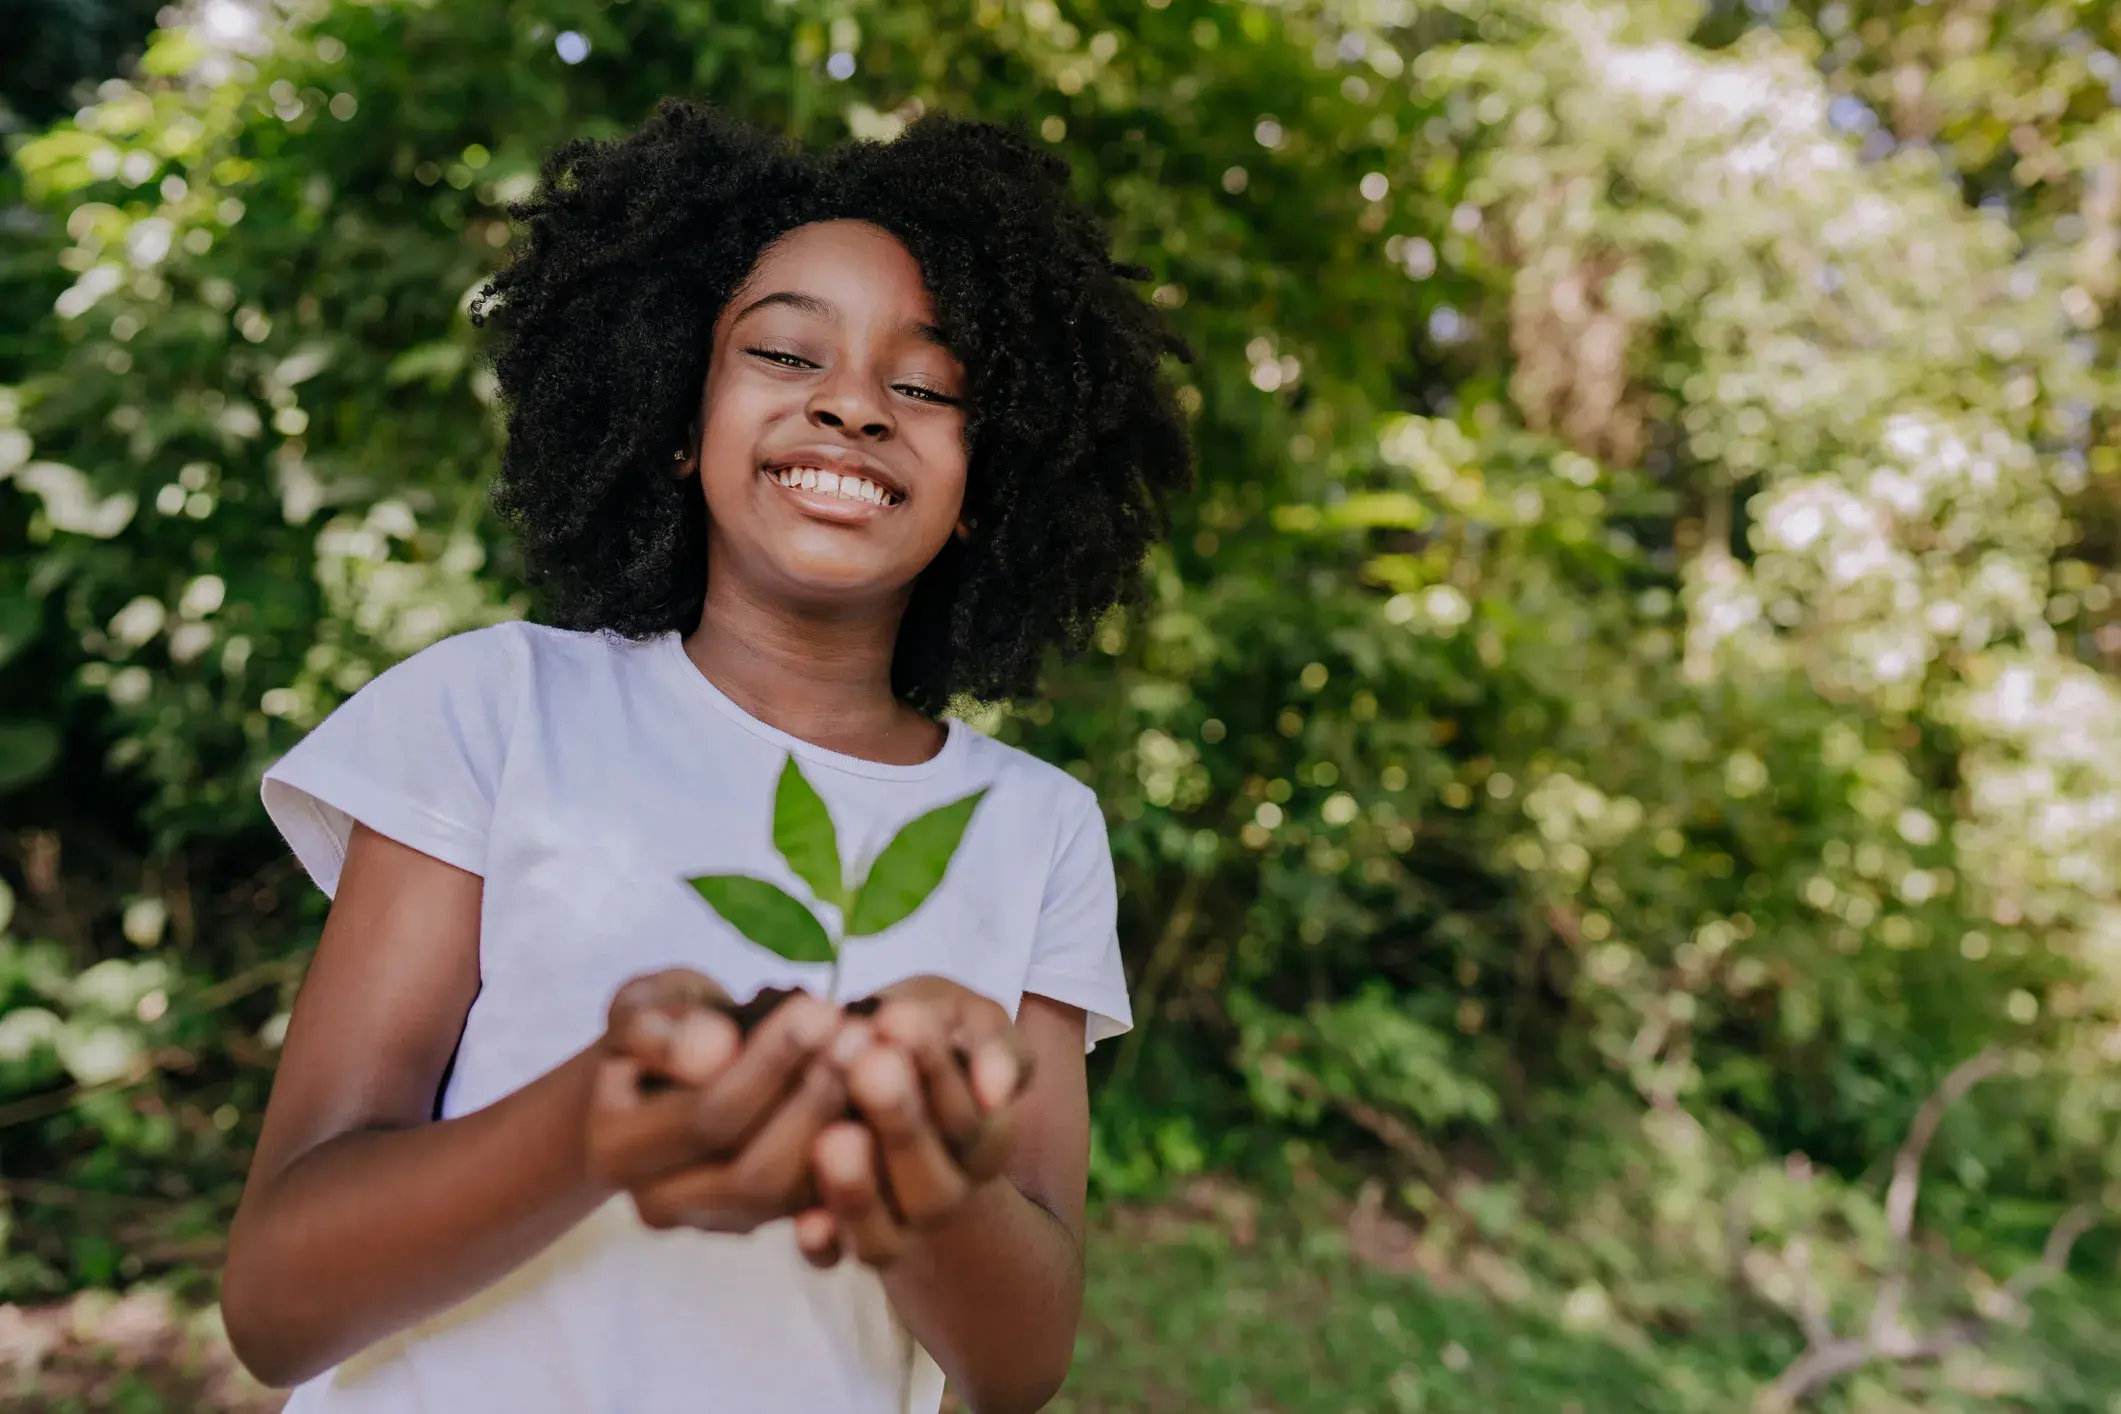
706, 515, 950, 608
746, 547, 923, 609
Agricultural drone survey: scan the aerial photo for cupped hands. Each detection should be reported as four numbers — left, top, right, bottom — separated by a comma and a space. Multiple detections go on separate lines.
582, 969, 1032, 1268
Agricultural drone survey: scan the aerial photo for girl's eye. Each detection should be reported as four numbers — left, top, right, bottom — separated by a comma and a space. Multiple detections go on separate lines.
746, 347, 816, 369
746, 347, 958, 405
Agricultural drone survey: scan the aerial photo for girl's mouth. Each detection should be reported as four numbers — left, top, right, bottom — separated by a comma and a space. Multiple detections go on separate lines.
766, 465, 904, 508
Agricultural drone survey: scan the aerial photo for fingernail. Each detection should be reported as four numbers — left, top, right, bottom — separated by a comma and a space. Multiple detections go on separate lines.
671, 1012, 731, 1080
793, 1001, 836, 1048
976, 1049, 1016, 1107
868, 1047, 911, 1100
818, 1126, 859, 1176
833, 1020, 872, 1066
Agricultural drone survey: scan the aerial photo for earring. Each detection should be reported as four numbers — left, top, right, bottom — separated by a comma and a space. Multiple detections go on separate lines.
672, 448, 687, 462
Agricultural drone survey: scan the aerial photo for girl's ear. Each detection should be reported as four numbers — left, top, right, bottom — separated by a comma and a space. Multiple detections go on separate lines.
953, 519, 972, 543
672, 428, 700, 479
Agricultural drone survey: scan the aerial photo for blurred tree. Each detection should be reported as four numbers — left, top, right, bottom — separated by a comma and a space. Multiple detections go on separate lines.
0, 2, 2115, 1402
0, 0, 166, 126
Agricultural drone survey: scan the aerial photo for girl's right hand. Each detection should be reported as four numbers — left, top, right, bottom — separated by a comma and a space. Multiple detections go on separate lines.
583, 970, 848, 1241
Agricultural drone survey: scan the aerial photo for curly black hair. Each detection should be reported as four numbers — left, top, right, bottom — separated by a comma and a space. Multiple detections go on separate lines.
470, 100, 1192, 712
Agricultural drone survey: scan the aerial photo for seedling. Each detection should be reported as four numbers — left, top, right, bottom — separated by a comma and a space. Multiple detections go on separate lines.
686, 755, 986, 1006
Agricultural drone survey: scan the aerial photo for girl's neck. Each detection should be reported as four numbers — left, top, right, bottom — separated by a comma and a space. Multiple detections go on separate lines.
681, 582, 946, 767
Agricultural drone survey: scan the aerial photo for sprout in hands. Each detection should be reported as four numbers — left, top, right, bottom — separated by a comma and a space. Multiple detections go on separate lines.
686, 756, 986, 999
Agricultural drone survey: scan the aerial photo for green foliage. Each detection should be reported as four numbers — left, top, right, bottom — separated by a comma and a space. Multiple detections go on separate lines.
1057, 1198, 2121, 1414
842, 789, 987, 939
1, 0, 165, 127
3, 0, 2120, 1403
687, 874, 835, 966
772, 757, 845, 912
688, 755, 984, 967
1236, 985, 1501, 1133
0, 719, 60, 792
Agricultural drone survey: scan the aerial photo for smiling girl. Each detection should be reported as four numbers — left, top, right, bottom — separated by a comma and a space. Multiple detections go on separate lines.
219, 104, 1190, 1414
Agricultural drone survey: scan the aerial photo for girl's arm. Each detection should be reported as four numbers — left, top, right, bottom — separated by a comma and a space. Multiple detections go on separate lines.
812, 988, 1094, 1414
882, 995, 1090, 1414
223, 824, 598, 1386
222, 824, 842, 1388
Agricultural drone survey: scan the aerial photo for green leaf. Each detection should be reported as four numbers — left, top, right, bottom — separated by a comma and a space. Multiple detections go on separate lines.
773, 757, 844, 909
384, 342, 468, 389
688, 875, 834, 964
138, 28, 208, 79
845, 789, 986, 938
0, 597, 40, 671
0, 721, 59, 794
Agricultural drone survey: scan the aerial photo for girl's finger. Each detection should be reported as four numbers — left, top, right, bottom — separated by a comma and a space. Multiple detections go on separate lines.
813, 1122, 905, 1268
664, 1009, 740, 1087
952, 1096, 1021, 1185
967, 1033, 1032, 1112
872, 1000, 982, 1151
725, 1058, 847, 1205
690, 994, 839, 1152
793, 1208, 842, 1269
625, 1060, 845, 1231
608, 970, 736, 1082
607, 968, 731, 1037
846, 1044, 969, 1228
939, 999, 1034, 1112
587, 1058, 723, 1186
617, 1009, 679, 1076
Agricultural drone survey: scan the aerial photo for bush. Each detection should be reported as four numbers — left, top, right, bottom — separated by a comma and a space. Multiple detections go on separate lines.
3, 3, 2116, 1402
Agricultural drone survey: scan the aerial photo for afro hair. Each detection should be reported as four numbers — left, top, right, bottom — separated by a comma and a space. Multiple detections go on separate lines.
470, 100, 1192, 712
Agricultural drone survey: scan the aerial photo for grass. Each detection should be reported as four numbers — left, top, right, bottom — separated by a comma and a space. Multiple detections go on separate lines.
1050, 1192, 2121, 1414
1053, 1199, 1763, 1414
9, 1192, 2119, 1413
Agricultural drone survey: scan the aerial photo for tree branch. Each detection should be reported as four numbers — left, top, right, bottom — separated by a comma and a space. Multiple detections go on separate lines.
2003, 1203, 2096, 1306
1274, 1062, 1458, 1196
1871, 1048, 2007, 1342
1110, 868, 1208, 1088
1724, 1176, 1755, 1290
1753, 1050, 2097, 1411
193, 954, 304, 1011
1896, 1203, 2098, 1364
1756, 1338, 1872, 1414
1786, 1236, 1835, 1347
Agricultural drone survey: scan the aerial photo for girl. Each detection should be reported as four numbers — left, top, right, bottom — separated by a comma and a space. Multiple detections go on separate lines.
221, 103, 1190, 1414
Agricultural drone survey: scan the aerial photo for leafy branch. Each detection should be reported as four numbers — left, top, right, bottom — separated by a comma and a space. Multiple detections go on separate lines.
1747, 1049, 2098, 1411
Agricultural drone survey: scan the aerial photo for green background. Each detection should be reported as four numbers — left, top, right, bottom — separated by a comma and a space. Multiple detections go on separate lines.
4, 0, 2121, 1409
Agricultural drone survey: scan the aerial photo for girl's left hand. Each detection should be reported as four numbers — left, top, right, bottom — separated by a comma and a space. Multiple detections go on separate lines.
796, 976, 1035, 1269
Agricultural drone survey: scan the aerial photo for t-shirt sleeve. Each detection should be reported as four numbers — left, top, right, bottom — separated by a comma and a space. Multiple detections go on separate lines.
1021, 786, 1132, 1053
260, 625, 524, 899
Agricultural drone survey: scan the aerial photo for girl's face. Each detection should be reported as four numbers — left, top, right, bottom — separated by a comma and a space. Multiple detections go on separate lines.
695, 220, 969, 610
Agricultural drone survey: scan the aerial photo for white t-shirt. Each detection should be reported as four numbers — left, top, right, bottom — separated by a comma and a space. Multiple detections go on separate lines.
260, 621, 1131, 1414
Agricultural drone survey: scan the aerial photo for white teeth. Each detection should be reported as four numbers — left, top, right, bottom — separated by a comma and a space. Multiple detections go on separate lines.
772, 467, 896, 506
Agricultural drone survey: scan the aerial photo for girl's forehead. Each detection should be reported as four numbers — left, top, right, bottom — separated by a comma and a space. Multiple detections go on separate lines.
725, 221, 947, 337
746, 220, 922, 287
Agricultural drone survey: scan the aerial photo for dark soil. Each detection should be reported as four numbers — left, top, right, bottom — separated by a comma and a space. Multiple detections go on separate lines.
719, 987, 880, 1034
